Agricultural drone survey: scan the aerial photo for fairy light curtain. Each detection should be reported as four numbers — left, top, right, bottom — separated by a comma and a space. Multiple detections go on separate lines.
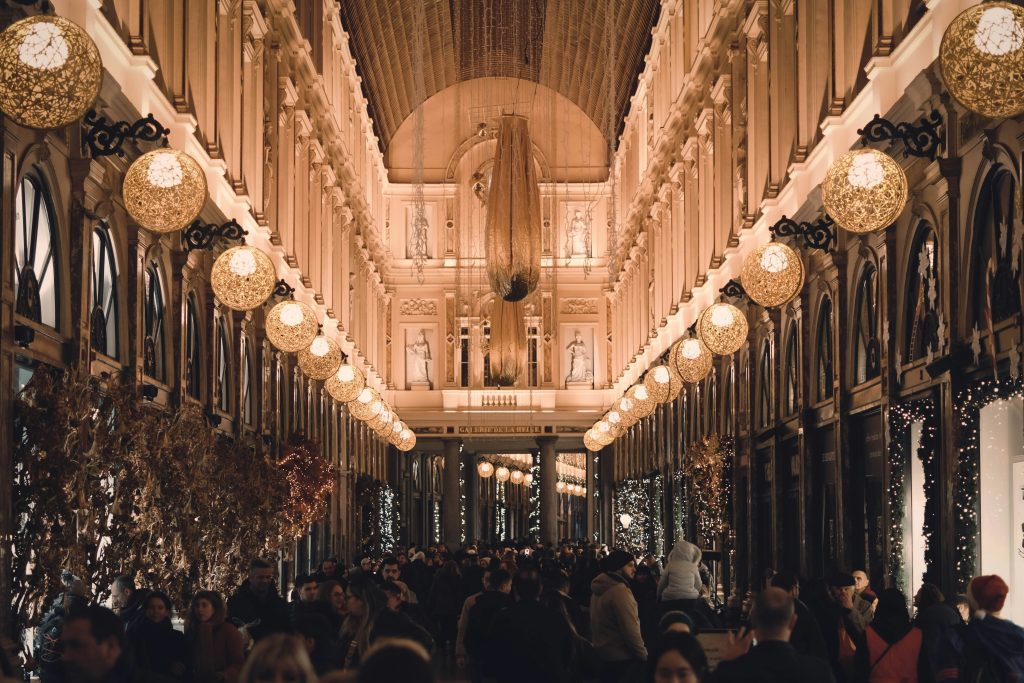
485, 115, 542, 302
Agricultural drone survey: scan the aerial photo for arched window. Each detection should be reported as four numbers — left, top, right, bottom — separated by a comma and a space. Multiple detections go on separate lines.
854, 265, 881, 384
817, 297, 834, 400
143, 263, 166, 381
185, 295, 202, 399
15, 173, 60, 328
241, 340, 255, 426
216, 317, 231, 413
905, 224, 940, 362
758, 340, 772, 429
90, 226, 118, 357
783, 325, 799, 416
970, 167, 1021, 326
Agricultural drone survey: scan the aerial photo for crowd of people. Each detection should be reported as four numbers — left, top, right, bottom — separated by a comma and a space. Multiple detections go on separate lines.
3, 539, 1023, 683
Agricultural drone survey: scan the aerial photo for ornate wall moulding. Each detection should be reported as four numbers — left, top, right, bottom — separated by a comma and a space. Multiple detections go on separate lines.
400, 298, 438, 316
560, 298, 599, 315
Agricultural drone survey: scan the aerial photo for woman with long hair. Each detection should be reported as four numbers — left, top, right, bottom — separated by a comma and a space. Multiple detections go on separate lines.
185, 590, 245, 683
130, 591, 187, 680
856, 588, 923, 682
238, 634, 318, 683
646, 631, 708, 683
340, 575, 387, 668
317, 579, 347, 634
426, 559, 464, 656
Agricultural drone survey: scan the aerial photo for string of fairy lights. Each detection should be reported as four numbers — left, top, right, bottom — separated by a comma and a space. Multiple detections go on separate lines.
379, 485, 399, 554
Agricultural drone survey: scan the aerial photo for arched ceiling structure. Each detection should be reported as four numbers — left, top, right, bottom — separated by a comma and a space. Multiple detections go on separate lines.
339, 0, 661, 152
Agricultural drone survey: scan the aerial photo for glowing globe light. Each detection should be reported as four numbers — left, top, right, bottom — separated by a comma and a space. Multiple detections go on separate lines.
0, 16, 102, 130
266, 300, 319, 353
556, 481, 567, 494
698, 303, 748, 356
510, 469, 525, 485
627, 383, 656, 418
495, 466, 511, 483
821, 149, 907, 234
347, 387, 381, 421
619, 513, 633, 529
672, 338, 713, 383
123, 149, 208, 234
397, 429, 416, 452
643, 364, 673, 403
593, 420, 615, 445
478, 461, 495, 478
940, 3, 1024, 118
524, 472, 533, 485
211, 246, 277, 311
616, 396, 639, 428
740, 242, 805, 308
297, 334, 342, 380
326, 363, 365, 403
583, 430, 603, 452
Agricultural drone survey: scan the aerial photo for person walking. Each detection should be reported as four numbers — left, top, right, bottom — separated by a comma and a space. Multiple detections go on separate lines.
487, 572, 574, 683
185, 591, 245, 683
109, 576, 150, 637
856, 588, 922, 682
769, 572, 828, 662
426, 559, 464, 657
129, 591, 187, 681
339, 575, 387, 669
646, 631, 709, 683
59, 605, 147, 683
227, 559, 292, 644
34, 571, 89, 683
961, 574, 1024, 681
591, 550, 648, 683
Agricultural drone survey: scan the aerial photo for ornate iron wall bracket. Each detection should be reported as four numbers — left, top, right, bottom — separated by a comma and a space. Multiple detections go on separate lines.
769, 214, 837, 252
82, 110, 170, 158
8, 0, 52, 10
719, 279, 747, 300
13, 324, 34, 348
183, 218, 247, 252
272, 279, 295, 299
857, 110, 943, 161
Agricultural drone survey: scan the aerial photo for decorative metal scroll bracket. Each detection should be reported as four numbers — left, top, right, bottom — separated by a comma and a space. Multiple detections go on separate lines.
857, 109, 943, 161
272, 279, 295, 299
82, 110, 170, 158
719, 279, 747, 300
183, 218, 247, 252
7, 0, 52, 11
769, 214, 837, 252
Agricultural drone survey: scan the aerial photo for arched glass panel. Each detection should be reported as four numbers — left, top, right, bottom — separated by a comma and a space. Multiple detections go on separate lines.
783, 325, 799, 416
217, 318, 231, 413
242, 340, 255, 426
758, 341, 772, 428
971, 167, 1021, 326
817, 297, 834, 400
15, 174, 59, 328
143, 263, 166, 381
90, 226, 118, 357
905, 224, 940, 362
854, 265, 880, 384
185, 295, 202, 399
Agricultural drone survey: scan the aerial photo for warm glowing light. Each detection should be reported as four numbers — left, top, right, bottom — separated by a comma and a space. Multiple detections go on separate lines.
821, 149, 907, 234
123, 149, 207, 234
495, 466, 511, 482
211, 246, 276, 311
941, 2, 1024, 118
741, 242, 804, 308
478, 461, 495, 478
266, 300, 318, 353
698, 303, 748, 356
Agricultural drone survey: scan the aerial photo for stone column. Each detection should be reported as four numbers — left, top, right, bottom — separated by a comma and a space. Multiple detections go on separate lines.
443, 439, 462, 548
538, 436, 559, 545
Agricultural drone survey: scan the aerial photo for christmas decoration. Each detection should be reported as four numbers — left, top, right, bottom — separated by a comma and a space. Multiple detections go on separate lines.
683, 435, 733, 547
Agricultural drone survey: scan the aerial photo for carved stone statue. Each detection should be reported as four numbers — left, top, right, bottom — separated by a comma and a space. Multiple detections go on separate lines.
565, 331, 593, 386
406, 330, 431, 386
565, 209, 591, 260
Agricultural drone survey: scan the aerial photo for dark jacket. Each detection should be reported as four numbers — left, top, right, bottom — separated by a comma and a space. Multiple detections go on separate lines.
371, 608, 436, 654
811, 598, 867, 682
915, 603, 963, 681
790, 598, 829, 662
129, 618, 187, 680
710, 640, 837, 683
226, 580, 291, 642
488, 600, 574, 683
289, 599, 333, 628
426, 572, 465, 618
119, 589, 151, 637
961, 615, 1024, 682
465, 590, 515, 659
35, 592, 90, 683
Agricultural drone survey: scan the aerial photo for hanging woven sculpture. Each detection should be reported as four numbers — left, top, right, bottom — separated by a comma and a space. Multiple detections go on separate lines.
485, 115, 541, 302
489, 298, 526, 386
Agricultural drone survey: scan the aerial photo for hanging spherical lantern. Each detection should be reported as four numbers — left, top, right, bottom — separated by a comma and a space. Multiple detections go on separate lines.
397, 429, 416, 452
478, 461, 495, 478
740, 242, 805, 308
211, 246, 277, 312
667, 365, 684, 401
616, 396, 639, 428
510, 469, 525, 485
495, 466, 511, 483
266, 300, 319, 353
524, 472, 534, 485
821, 149, 907, 234
123, 149, 208, 234
326, 363, 365, 403
0, 16, 102, 130
388, 419, 404, 446
348, 387, 381, 421
672, 338, 713, 383
941, 2, 1024, 119
619, 513, 633, 529
644, 364, 673, 403
297, 334, 342, 380
485, 116, 542, 301
371, 404, 393, 436
698, 303, 748, 356
583, 430, 602, 452
556, 481, 567, 494
627, 384, 656, 418
593, 420, 615, 445
604, 411, 625, 438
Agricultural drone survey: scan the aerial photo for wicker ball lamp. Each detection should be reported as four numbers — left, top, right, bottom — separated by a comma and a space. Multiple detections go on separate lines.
672, 338, 713, 383
698, 303, 748, 356
211, 246, 277, 311
123, 149, 207, 234
265, 300, 318, 353
740, 242, 805, 308
941, 3, 1024, 119
326, 363, 365, 403
297, 334, 342, 380
821, 149, 907, 235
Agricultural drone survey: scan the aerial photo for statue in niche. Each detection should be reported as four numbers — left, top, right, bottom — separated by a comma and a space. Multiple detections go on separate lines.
565, 330, 593, 386
406, 330, 432, 385
565, 209, 592, 261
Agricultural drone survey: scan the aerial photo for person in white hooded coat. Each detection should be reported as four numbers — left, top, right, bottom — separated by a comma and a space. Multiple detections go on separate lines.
657, 540, 703, 602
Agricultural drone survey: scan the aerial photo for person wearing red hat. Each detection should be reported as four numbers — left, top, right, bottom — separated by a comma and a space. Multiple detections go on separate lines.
961, 574, 1024, 681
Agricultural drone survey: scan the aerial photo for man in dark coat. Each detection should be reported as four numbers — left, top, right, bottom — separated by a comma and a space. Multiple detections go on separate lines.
35, 571, 89, 683
60, 605, 147, 683
810, 572, 868, 682
464, 569, 514, 683
227, 558, 292, 643
109, 576, 149, 637
711, 588, 836, 683
290, 574, 332, 626
770, 571, 828, 662
487, 572, 574, 683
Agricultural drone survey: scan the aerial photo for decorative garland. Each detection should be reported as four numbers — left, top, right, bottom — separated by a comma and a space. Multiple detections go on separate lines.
652, 473, 666, 556
379, 485, 399, 554
953, 376, 1024, 590
683, 435, 734, 547
886, 399, 938, 593
672, 469, 687, 545
495, 481, 507, 541
615, 478, 649, 555
528, 452, 540, 540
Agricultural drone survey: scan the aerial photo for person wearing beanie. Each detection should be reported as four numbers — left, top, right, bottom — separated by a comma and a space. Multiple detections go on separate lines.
808, 572, 868, 683
658, 610, 695, 635
590, 549, 647, 682
962, 574, 1024, 681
